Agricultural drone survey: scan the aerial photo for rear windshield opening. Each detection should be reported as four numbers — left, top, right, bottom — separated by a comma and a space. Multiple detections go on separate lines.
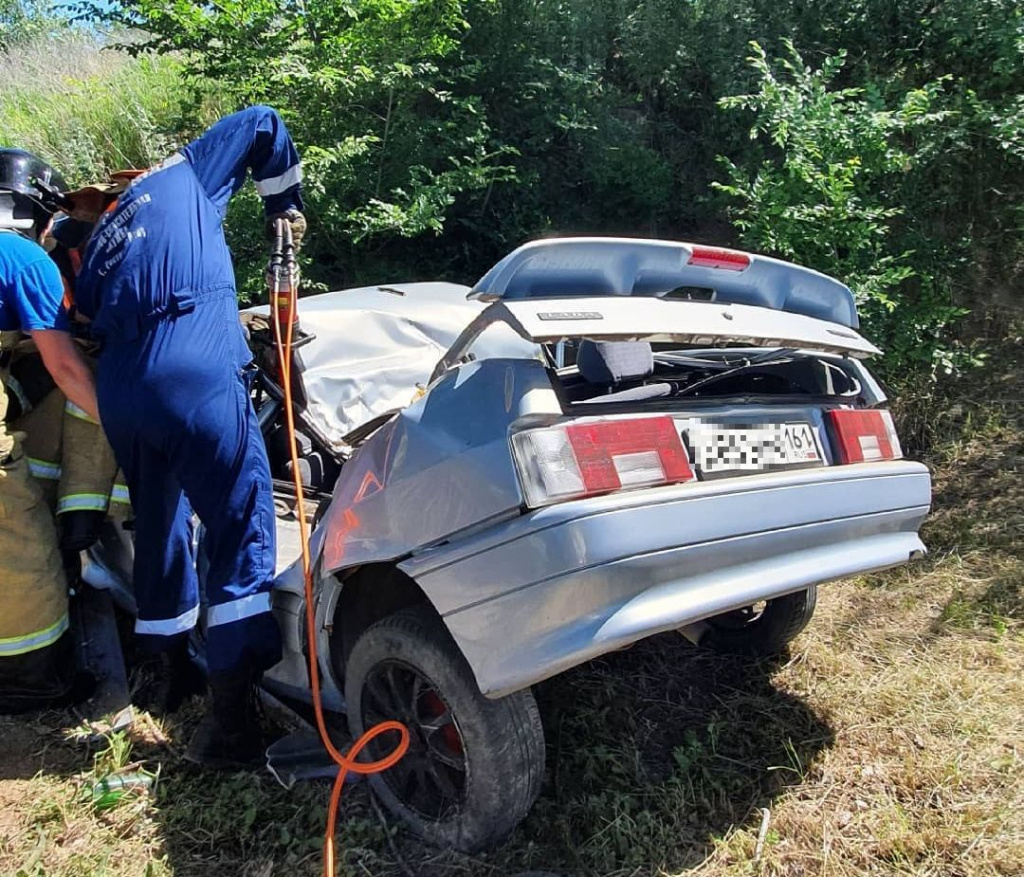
551, 340, 863, 405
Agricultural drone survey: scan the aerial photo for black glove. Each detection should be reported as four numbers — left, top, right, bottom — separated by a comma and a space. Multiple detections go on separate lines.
265, 210, 307, 252
5, 352, 57, 419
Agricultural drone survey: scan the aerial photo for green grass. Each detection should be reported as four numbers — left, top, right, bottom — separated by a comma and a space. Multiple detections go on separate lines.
1, 554, 1020, 877
1, 319, 1021, 876
0, 30, 222, 185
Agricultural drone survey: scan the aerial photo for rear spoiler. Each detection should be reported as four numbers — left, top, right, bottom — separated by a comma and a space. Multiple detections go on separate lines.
430, 296, 880, 383
471, 237, 859, 328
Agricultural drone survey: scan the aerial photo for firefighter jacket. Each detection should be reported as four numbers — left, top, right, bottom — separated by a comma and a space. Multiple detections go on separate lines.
0, 231, 68, 675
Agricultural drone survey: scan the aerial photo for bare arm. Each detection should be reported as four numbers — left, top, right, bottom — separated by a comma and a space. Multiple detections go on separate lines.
30, 330, 100, 423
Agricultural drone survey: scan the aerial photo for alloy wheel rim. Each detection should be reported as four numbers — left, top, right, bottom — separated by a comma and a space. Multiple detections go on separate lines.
361, 659, 468, 820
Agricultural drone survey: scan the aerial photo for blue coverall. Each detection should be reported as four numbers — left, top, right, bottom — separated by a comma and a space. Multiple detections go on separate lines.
74, 106, 303, 674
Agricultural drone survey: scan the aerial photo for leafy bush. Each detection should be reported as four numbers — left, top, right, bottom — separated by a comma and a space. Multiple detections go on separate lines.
714, 42, 971, 376
5, 0, 1016, 371
85, 0, 520, 289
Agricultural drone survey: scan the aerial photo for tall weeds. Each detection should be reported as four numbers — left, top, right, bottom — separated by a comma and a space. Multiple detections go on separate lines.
0, 31, 215, 184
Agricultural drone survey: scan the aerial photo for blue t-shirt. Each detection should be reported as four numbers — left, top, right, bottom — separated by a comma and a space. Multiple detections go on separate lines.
0, 230, 68, 332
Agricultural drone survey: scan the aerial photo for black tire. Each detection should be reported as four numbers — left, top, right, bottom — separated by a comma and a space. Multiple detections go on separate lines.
699, 586, 817, 656
344, 607, 545, 851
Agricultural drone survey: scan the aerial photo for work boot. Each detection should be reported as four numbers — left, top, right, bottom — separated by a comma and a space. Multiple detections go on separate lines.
131, 636, 206, 716
0, 631, 76, 714
185, 666, 265, 770
163, 638, 207, 713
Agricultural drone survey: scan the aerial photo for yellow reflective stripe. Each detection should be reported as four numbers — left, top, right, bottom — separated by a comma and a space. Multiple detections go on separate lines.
57, 493, 109, 514
27, 457, 62, 480
64, 400, 98, 424
110, 484, 131, 505
0, 613, 69, 656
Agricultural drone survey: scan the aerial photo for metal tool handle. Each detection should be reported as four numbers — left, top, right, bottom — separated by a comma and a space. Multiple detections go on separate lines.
268, 217, 298, 289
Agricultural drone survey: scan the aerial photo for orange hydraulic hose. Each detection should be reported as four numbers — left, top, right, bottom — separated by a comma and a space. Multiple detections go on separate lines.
269, 226, 409, 877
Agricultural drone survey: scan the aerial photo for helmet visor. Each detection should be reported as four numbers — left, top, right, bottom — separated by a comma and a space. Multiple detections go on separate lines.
0, 149, 67, 211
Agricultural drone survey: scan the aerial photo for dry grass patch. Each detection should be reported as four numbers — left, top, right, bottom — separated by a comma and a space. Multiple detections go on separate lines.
1, 550, 1021, 877
1, 321, 1021, 876
0, 714, 171, 877
736, 561, 1023, 877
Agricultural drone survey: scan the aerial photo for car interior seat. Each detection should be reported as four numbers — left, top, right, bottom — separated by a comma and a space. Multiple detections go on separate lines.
576, 340, 673, 402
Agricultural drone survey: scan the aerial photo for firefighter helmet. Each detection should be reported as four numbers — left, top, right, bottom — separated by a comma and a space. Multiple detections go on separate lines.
0, 148, 68, 234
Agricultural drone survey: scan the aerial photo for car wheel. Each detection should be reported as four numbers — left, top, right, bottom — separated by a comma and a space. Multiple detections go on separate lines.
344, 607, 545, 851
699, 586, 817, 656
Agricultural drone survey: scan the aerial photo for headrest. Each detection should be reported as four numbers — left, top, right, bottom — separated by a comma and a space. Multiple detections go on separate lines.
576, 340, 654, 385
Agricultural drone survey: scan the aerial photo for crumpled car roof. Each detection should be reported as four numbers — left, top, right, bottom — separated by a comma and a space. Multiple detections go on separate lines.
246, 281, 539, 451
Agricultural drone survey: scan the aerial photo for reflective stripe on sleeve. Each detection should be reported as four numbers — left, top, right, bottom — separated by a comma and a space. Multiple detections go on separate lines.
254, 165, 302, 197
64, 400, 98, 424
109, 484, 131, 505
57, 493, 109, 514
206, 592, 272, 628
0, 613, 69, 657
27, 457, 62, 480
127, 152, 185, 187
135, 604, 200, 637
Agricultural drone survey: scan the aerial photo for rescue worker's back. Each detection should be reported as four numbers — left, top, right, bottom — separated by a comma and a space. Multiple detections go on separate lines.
73, 106, 305, 767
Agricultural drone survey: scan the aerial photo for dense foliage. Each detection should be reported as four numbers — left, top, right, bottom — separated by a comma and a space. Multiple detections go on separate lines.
0, 33, 208, 183
3, 1, 1022, 377
713, 42, 968, 372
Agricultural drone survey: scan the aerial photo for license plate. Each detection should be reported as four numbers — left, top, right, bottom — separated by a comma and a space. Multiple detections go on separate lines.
675, 419, 823, 476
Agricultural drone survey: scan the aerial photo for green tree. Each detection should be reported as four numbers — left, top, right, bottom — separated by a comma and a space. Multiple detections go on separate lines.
64, 0, 1021, 333
714, 41, 969, 375
0, 0, 55, 48
79, 0, 519, 290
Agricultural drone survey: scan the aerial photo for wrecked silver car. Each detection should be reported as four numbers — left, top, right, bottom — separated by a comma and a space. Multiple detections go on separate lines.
88, 237, 932, 851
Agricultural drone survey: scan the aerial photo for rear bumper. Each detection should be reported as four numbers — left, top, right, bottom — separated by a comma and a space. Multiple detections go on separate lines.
401, 461, 931, 697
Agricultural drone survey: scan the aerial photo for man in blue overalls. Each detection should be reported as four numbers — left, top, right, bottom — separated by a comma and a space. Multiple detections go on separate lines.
70, 106, 306, 768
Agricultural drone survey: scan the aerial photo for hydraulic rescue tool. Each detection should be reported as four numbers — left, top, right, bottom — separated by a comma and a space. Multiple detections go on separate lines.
268, 218, 408, 877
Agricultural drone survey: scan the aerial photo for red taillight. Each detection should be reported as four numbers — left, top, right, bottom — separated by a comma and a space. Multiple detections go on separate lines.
567, 417, 694, 492
687, 246, 751, 271
828, 409, 903, 463
512, 416, 695, 507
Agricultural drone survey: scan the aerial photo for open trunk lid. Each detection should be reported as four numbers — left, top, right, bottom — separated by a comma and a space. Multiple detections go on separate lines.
434, 295, 879, 383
